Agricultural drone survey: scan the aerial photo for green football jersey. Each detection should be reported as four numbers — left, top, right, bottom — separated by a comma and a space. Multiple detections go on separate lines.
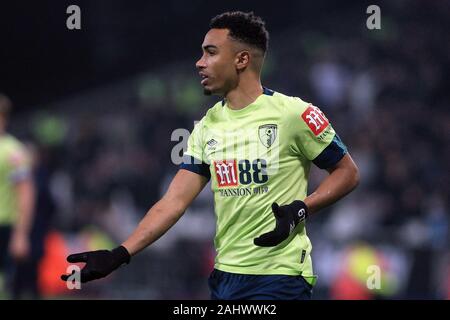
183, 88, 346, 279
0, 134, 31, 226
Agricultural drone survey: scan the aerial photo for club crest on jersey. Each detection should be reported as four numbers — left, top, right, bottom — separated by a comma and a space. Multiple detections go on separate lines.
258, 124, 277, 148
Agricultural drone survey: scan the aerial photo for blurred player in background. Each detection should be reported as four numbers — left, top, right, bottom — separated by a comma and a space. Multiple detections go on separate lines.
0, 94, 35, 298
62, 11, 359, 300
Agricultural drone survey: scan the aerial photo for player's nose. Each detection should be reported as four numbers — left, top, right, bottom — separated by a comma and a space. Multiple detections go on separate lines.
196, 56, 206, 69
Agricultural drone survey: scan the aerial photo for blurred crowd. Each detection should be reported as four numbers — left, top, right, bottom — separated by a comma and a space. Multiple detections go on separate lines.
2, 2, 449, 299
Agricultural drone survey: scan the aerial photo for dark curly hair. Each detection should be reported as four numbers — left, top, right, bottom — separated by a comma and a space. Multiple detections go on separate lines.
210, 11, 269, 53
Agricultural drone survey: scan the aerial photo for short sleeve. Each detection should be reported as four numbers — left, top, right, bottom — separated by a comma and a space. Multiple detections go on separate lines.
180, 119, 211, 180
288, 99, 347, 168
184, 120, 204, 162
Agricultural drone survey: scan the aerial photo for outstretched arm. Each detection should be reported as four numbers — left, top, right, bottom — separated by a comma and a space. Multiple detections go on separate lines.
62, 169, 208, 283
122, 169, 208, 255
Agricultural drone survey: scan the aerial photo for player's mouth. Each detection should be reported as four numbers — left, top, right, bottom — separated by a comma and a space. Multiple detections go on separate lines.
199, 72, 209, 86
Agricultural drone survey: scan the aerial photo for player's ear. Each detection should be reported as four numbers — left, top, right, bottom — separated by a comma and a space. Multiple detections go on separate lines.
235, 51, 250, 71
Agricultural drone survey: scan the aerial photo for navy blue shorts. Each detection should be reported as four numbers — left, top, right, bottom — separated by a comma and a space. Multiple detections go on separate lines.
208, 269, 313, 300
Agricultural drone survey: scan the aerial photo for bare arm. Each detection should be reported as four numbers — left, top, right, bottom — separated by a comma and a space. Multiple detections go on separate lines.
304, 153, 360, 214
9, 178, 35, 260
122, 169, 208, 256
61, 169, 208, 283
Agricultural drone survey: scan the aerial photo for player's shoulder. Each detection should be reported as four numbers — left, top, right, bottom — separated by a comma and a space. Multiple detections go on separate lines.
187, 101, 223, 135
0, 134, 25, 152
274, 91, 310, 112
267, 90, 312, 118
199, 99, 225, 124
0, 134, 29, 166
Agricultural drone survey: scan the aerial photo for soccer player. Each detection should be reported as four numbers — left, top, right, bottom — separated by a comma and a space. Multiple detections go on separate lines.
61, 11, 359, 300
0, 94, 35, 298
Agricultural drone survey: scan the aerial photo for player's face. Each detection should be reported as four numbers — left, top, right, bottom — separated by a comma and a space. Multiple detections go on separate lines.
196, 28, 240, 96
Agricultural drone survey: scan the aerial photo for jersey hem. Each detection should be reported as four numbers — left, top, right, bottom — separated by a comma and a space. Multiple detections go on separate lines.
215, 264, 306, 276
214, 264, 316, 286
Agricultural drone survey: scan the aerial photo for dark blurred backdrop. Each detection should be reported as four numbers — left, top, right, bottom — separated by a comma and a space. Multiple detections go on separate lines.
0, 0, 449, 299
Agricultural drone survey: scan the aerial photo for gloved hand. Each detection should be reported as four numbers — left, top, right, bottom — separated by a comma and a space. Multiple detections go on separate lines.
254, 200, 308, 247
61, 245, 131, 283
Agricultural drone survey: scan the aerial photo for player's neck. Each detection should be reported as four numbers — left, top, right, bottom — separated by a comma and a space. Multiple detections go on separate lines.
225, 76, 263, 110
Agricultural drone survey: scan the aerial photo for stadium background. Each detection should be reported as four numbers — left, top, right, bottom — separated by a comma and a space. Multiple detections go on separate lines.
0, 0, 449, 299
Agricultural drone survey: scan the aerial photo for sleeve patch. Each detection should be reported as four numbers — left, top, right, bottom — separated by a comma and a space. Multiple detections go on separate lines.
301, 105, 330, 136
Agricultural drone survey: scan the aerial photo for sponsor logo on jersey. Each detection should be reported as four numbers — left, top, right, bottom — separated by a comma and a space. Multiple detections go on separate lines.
258, 124, 277, 148
214, 159, 238, 187
301, 105, 329, 136
213, 159, 269, 189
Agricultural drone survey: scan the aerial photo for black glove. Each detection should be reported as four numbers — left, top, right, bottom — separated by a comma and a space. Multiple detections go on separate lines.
254, 200, 308, 247
61, 245, 131, 283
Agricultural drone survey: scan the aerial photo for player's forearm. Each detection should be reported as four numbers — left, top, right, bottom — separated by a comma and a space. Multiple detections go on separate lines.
121, 198, 185, 256
14, 180, 35, 235
304, 154, 359, 214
